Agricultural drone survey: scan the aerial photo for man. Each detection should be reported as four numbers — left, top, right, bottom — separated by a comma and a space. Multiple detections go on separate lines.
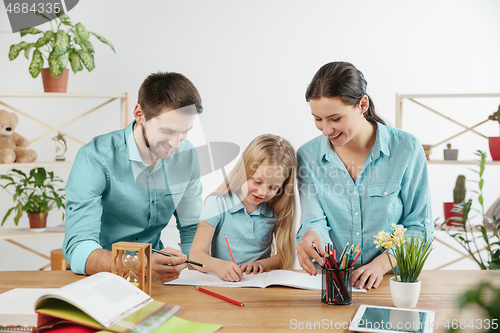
63, 72, 203, 282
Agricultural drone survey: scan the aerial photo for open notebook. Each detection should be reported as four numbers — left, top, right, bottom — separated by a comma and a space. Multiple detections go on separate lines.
165, 270, 366, 292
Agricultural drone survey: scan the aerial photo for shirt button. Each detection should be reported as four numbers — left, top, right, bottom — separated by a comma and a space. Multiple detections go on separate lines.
151, 200, 155, 204
355, 212, 359, 216
426, 219, 430, 223
356, 232, 360, 236
353, 191, 357, 195
384, 191, 388, 195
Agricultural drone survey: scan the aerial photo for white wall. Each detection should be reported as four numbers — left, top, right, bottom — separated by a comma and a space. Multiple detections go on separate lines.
1, 0, 500, 271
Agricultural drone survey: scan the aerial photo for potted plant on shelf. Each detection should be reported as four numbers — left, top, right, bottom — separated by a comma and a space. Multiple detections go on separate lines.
440, 150, 500, 270
443, 175, 466, 226
0, 168, 66, 230
8, 12, 115, 92
374, 224, 433, 309
488, 105, 500, 161
443, 143, 458, 161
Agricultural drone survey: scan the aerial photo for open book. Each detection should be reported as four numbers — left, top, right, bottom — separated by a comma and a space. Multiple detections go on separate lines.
165, 270, 366, 292
0, 272, 221, 333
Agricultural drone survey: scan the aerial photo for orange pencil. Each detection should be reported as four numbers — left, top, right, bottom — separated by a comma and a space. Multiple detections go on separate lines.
225, 235, 236, 264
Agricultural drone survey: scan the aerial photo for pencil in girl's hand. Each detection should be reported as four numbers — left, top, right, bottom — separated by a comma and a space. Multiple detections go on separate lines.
195, 286, 244, 306
225, 235, 236, 264
152, 249, 205, 268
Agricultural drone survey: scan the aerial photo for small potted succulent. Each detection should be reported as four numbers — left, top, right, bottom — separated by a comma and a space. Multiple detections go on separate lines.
8, 12, 115, 92
488, 105, 500, 161
1, 168, 66, 229
443, 175, 466, 226
443, 143, 458, 161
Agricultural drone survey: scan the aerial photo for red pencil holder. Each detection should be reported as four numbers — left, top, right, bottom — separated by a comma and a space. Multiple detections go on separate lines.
321, 267, 353, 305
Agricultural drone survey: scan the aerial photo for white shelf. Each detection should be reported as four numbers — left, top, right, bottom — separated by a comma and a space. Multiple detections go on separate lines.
427, 160, 500, 165
0, 161, 73, 169
0, 92, 128, 98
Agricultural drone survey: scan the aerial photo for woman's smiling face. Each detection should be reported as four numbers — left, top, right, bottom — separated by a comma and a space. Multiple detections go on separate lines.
310, 96, 367, 148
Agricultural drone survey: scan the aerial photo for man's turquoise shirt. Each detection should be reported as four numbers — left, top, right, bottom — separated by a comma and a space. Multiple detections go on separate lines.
296, 123, 433, 267
63, 121, 203, 274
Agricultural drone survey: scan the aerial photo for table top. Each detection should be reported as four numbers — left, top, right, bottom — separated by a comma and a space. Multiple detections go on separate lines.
0, 270, 497, 333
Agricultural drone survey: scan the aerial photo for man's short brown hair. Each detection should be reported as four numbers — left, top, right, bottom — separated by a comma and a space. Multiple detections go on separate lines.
138, 72, 203, 120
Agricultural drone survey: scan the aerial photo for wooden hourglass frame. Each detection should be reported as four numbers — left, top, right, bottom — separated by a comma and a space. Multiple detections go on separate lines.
111, 242, 151, 295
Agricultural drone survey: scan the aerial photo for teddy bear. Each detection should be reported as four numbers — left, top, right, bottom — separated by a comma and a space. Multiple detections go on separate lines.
0, 109, 37, 163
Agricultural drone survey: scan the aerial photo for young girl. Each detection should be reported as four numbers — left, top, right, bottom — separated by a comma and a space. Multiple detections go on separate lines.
189, 134, 296, 282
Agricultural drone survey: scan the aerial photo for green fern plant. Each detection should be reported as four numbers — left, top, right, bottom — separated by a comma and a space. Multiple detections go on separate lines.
8, 12, 115, 78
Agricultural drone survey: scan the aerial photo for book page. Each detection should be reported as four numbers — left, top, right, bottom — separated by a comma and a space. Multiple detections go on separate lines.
0, 288, 56, 327
265, 271, 366, 292
35, 272, 152, 327
164, 270, 268, 288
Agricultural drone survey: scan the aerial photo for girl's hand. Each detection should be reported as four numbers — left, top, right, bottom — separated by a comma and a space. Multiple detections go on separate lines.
239, 261, 265, 275
296, 231, 325, 276
214, 261, 243, 282
351, 262, 385, 290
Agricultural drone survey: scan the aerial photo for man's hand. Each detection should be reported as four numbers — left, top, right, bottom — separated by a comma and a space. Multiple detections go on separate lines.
151, 247, 188, 283
296, 230, 325, 275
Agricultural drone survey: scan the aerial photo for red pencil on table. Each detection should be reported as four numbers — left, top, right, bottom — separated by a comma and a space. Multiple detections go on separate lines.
225, 235, 236, 264
195, 286, 244, 306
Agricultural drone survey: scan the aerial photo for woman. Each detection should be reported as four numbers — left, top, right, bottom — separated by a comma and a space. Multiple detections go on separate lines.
296, 62, 433, 290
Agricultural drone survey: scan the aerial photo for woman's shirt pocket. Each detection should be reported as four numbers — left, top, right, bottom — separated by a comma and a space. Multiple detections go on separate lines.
365, 181, 403, 223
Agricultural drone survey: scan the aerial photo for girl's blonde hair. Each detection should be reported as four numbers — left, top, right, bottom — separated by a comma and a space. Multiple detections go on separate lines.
210, 134, 297, 269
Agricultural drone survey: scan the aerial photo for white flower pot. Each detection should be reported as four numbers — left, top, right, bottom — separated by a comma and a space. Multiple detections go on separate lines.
390, 277, 421, 309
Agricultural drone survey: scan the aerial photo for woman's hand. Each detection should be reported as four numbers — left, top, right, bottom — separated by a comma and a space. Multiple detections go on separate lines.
214, 261, 243, 282
239, 261, 265, 275
351, 254, 395, 290
296, 230, 325, 275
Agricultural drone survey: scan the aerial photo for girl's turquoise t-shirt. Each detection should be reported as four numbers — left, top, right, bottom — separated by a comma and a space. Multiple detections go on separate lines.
200, 192, 276, 264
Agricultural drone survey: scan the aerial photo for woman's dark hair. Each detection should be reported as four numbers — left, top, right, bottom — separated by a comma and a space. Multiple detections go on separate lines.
138, 72, 203, 121
305, 62, 385, 125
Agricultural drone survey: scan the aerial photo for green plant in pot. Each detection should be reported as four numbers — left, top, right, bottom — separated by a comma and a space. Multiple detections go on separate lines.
374, 224, 433, 308
0, 168, 66, 229
441, 150, 500, 270
443, 143, 458, 160
8, 12, 115, 92
443, 175, 466, 227
488, 105, 500, 161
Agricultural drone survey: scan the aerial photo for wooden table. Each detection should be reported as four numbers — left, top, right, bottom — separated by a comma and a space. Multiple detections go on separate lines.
0, 270, 497, 332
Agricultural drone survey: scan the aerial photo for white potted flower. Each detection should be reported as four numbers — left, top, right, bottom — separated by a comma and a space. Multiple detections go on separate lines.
374, 224, 433, 308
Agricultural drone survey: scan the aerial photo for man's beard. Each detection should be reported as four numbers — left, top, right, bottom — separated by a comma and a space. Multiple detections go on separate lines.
141, 124, 174, 160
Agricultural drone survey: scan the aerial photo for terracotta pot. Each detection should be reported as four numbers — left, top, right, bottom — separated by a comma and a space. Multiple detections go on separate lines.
41, 68, 69, 93
443, 202, 463, 226
390, 277, 421, 309
28, 212, 48, 229
489, 137, 500, 161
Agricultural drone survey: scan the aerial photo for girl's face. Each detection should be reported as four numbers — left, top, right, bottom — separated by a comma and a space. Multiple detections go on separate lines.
240, 163, 286, 212
309, 96, 368, 148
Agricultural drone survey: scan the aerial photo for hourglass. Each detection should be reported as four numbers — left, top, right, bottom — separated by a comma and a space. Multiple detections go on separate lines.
111, 242, 152, 295
123, 251, 140, 287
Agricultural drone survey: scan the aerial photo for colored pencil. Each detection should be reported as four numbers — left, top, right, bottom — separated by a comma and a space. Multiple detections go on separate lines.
225, 235, 236, 264
152, 249, 205, 268
195, 286, 244, 306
